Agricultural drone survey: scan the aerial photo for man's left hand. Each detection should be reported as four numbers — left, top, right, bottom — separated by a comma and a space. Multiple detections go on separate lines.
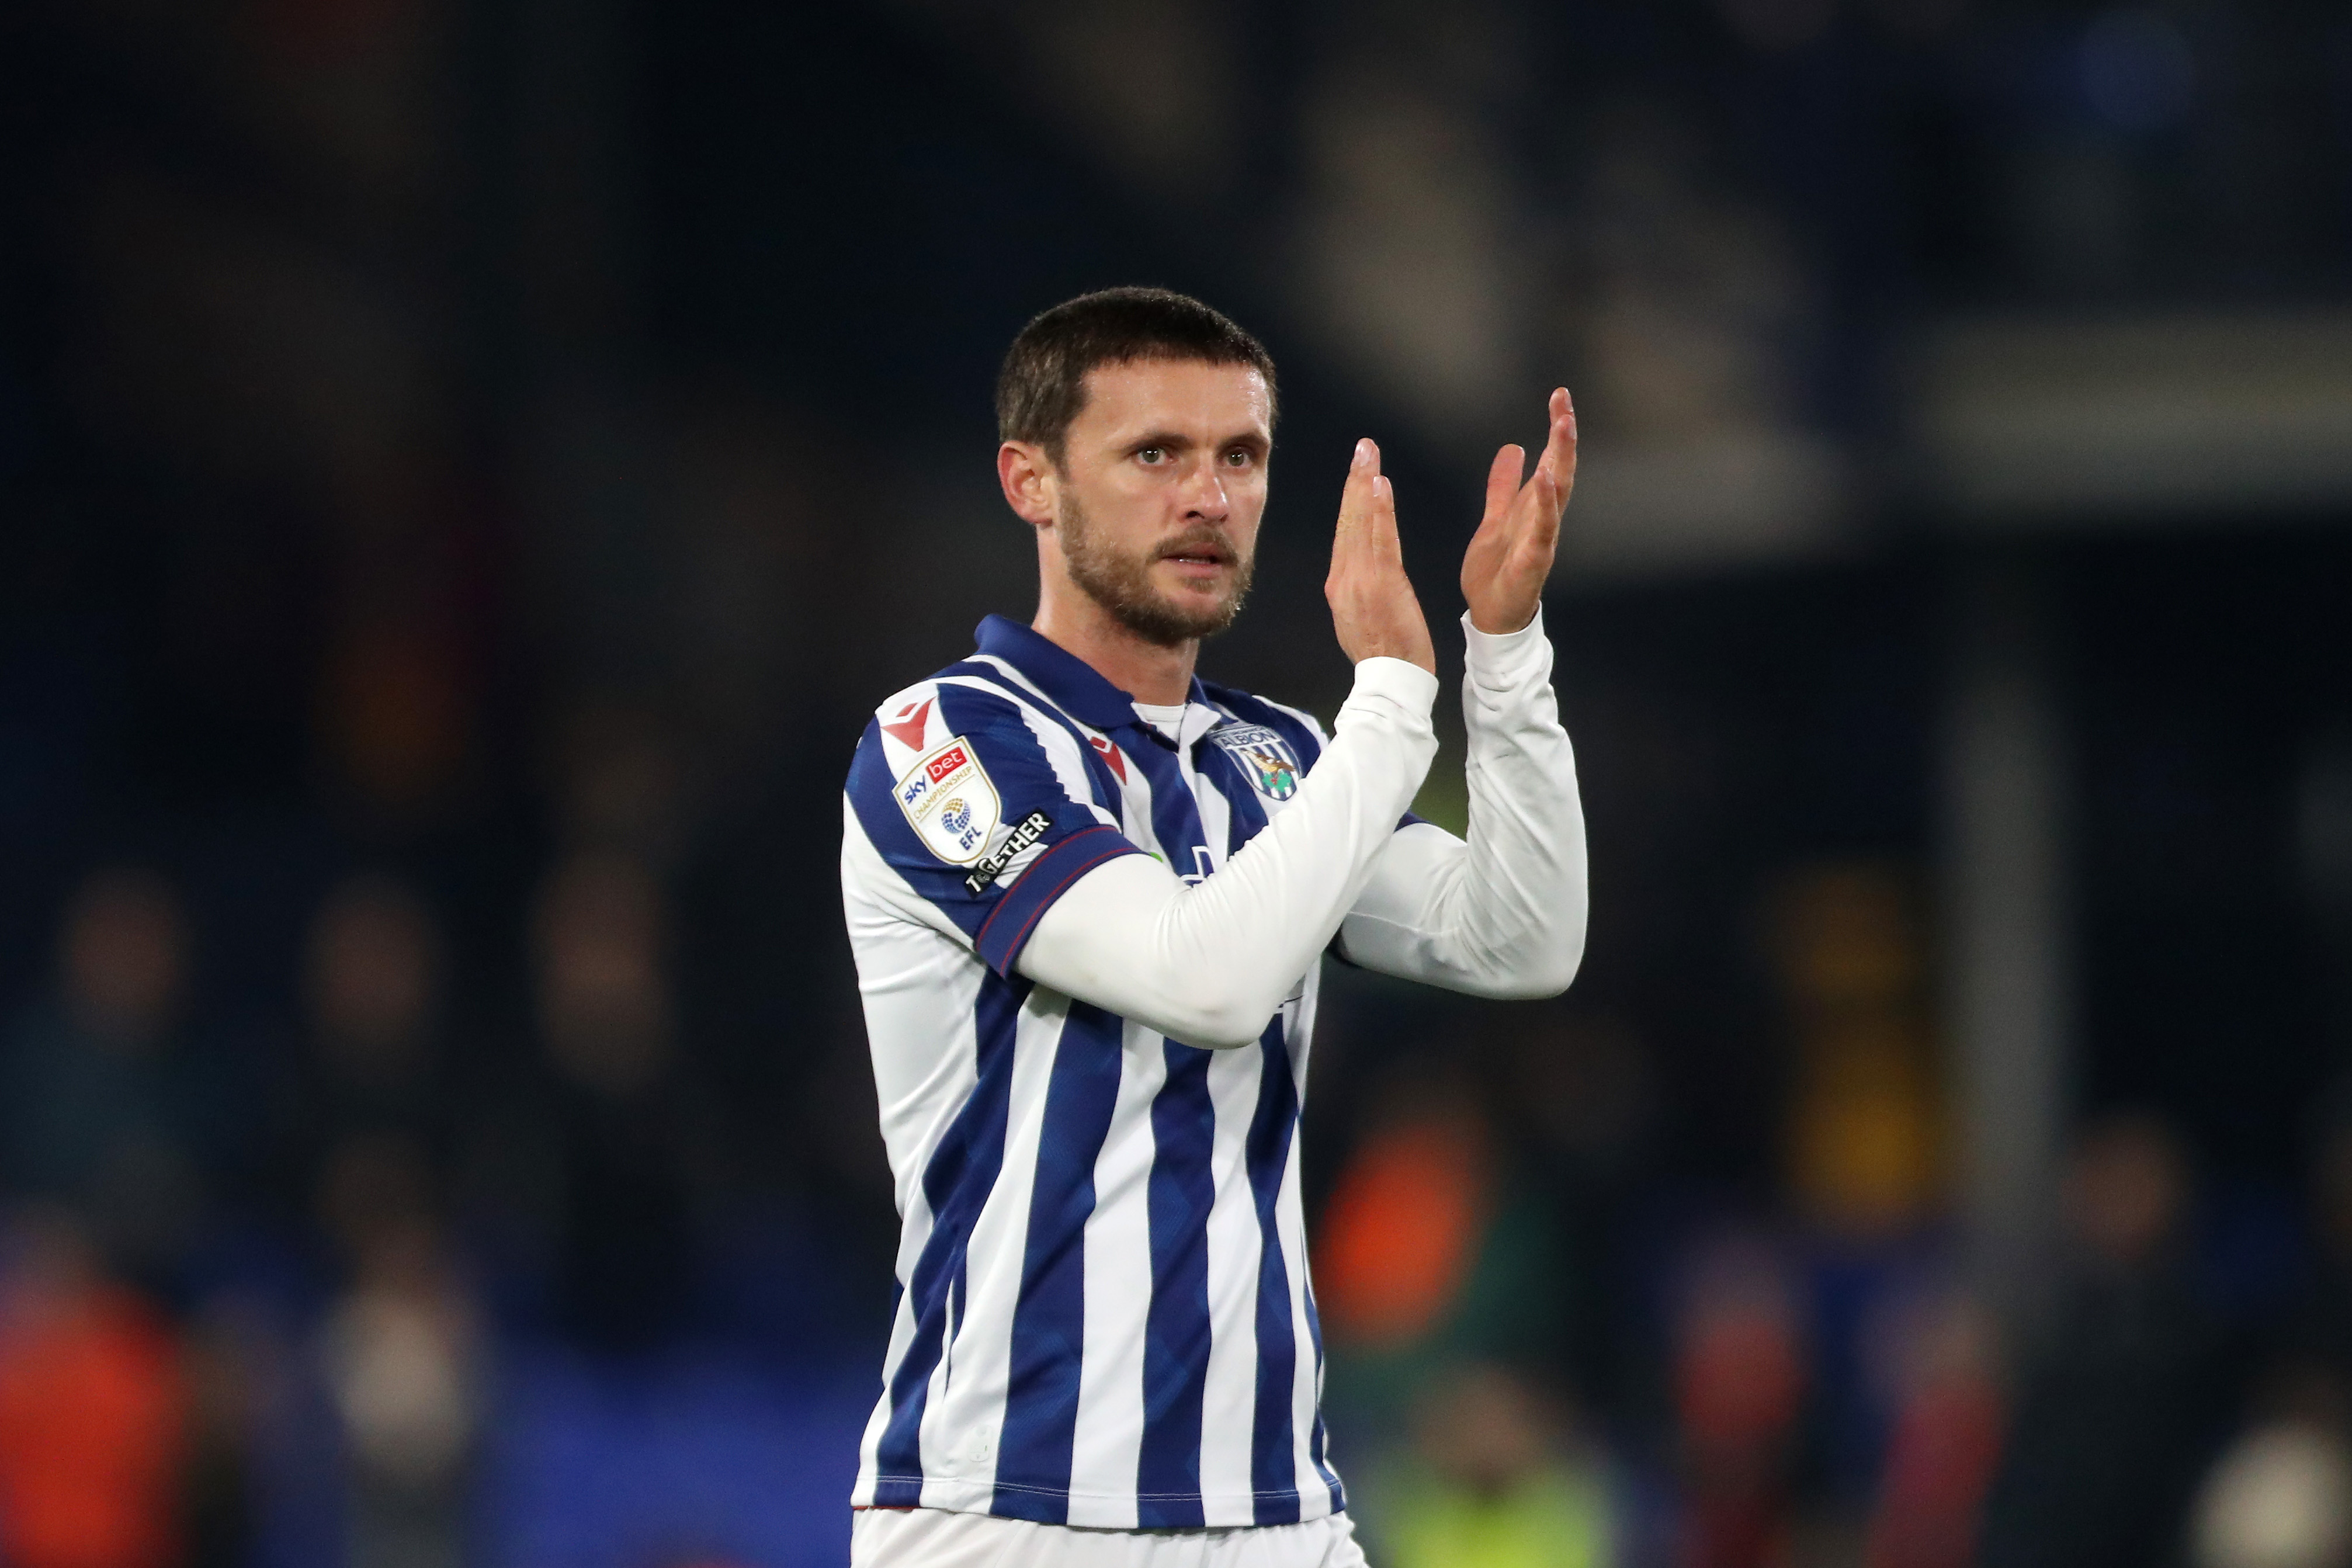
1461, 388, 1576, 635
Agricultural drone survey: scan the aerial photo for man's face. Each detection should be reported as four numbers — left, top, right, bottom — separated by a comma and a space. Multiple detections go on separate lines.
1047, 358, 1272, 647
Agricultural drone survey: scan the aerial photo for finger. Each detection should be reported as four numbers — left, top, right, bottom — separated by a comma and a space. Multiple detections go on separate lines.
1532, 394, 1568, 485
1536, 389, 1577, 507
1498, 459, 1555, 562
1333, 438, 1378, 554
1476, 443, 1524, 540
1369, 473, 1403, 566
1518, 465, 1561, 560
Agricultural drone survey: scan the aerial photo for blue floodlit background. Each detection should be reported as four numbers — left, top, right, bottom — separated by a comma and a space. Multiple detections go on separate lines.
4, 1, 2352, 1565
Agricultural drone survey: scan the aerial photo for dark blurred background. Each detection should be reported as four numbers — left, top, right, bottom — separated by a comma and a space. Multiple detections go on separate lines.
5, 0, 2352, 1564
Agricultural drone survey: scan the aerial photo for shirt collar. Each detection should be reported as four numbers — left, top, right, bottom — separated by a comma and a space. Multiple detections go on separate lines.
972, 615, 1215, 737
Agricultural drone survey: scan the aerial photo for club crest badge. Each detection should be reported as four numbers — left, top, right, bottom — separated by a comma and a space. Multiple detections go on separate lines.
895, 735, 1002, 864
1210, 723, 1303, 802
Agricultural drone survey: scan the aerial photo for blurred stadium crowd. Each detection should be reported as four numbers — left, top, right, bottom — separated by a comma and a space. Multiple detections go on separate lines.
15, 855, 2352, 1568
6, 0, 2352, 1564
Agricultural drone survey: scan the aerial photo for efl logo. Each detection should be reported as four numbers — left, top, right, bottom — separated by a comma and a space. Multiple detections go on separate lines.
894, 734, 1001, 867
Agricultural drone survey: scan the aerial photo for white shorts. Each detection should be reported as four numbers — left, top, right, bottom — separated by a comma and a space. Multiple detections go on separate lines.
850, 1507, 1370, 1568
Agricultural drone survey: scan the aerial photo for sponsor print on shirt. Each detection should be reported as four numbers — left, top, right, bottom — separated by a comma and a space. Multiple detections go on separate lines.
1209, 723, 1303, 802
963, 810, 1053, 896
896, 735, 1002, 864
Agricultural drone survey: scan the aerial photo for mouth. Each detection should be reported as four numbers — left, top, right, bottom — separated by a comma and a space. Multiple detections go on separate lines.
1156, 539, 1234, 574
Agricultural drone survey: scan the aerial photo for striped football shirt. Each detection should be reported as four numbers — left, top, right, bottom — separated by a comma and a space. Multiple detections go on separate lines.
839, 613, 1359, 1530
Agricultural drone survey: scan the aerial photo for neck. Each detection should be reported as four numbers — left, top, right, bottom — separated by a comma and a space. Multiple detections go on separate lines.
1032, 579, 1197, 707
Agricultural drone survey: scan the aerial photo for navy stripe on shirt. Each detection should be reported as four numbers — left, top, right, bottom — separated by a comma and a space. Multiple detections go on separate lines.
991, 1000, 1127, 1522
1137, 1042, 1218, 1527
1244, 1019, 1303, 1525
870, 972, 1029, 1501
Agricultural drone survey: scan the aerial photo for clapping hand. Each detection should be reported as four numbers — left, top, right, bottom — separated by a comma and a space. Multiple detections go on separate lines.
1326, 438, 1437, 675
1461, 388, 1576, 635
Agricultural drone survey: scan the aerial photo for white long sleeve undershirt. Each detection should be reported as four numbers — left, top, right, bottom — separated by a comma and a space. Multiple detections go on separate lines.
1335, 609, 1587, 997
1017, 609, 1587, 1047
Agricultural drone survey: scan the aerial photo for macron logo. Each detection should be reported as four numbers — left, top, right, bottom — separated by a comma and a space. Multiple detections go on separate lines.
881, 699, 932, 750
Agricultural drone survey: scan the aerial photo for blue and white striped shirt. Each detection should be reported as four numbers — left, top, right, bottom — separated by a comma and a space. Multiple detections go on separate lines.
839, 614, 1355, 1530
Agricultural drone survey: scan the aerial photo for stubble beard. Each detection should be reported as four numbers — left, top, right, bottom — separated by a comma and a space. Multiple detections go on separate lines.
1057, 494, 1254, 649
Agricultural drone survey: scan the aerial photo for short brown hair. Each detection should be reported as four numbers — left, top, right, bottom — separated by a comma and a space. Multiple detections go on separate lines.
995, 287, 1277, 466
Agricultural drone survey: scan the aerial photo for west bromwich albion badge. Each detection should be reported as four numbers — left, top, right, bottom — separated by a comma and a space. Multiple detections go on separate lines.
896, 735, 1003, 864
1210, 723, 1303, 802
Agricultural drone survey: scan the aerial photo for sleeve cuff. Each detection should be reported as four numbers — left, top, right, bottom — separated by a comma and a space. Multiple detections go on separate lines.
1347, 655, 1441, 717
1461, 606, 1552, 691
972, 825, 1143, 977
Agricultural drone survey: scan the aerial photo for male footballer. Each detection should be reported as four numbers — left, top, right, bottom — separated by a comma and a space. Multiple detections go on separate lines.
839, 287, 1588, 1566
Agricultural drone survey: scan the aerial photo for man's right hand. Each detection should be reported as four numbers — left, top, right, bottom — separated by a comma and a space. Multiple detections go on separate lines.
1326, 438, 1436, 675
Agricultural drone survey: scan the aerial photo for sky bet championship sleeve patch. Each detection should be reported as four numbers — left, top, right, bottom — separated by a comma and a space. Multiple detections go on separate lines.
894, 735, 1002, 865
1209, 723, 1303, 802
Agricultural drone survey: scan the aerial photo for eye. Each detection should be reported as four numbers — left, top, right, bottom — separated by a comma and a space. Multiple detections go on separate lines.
1223, 448, 1254, 468
1137, 446, 1167, 465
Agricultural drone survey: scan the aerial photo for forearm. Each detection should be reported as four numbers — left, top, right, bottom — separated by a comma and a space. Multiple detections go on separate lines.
1017, 658, 1439, 1046
1337, 609, 1587, 997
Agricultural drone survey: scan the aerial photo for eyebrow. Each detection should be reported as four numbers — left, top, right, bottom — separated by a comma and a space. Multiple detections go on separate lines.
1125, 428, 1271, 455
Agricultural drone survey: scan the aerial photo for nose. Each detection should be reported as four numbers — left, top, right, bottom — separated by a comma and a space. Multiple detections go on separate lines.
1179, 457, 1231, 522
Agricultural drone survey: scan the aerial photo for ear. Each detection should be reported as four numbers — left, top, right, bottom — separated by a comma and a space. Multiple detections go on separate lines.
998, 442, 1058, 530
